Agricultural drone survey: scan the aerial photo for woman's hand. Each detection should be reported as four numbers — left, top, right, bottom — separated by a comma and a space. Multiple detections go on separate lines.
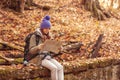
59, 46, 64, 51
37, 44, 44, 50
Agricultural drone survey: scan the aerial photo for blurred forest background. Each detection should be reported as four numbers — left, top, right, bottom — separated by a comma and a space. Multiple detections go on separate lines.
0, 0, 120, 64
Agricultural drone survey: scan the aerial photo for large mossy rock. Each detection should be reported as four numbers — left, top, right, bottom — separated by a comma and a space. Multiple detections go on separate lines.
0, 54, 120, 79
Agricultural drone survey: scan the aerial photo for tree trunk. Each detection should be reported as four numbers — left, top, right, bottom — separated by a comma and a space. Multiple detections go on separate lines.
118, 0, 120, 8
20, 0, 25, 13
110, 0, 114, 8
82, 0, 111, 20
0, 40, 24, 52
0, 0, 33, 13
90, 34, 103, 58
26, 0, 33, 6
0, 54, 14, 62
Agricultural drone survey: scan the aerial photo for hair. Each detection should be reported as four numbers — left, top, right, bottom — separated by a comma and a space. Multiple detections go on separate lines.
40, 29, 51, 39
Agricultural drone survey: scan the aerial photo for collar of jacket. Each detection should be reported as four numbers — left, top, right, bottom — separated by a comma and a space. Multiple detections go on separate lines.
35, 28, 44, 38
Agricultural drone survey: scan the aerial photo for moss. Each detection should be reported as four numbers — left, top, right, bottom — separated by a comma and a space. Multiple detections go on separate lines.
0, 59, 6, 62
34, 78, 50, 80
87, 59, 99, 69
0, 69, 8, 74
98, 58, 113, 67
65, 74, 78, 80
0, 44, 3, 49
14, 58, 23, 64
0, 59, 7, 65
0, 58, 23, 65
0, 68, 13, 79
34, 74, 79, 80
0, 56, 120, 79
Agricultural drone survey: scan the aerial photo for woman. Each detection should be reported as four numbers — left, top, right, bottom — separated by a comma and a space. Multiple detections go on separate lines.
24, 15, 64, 80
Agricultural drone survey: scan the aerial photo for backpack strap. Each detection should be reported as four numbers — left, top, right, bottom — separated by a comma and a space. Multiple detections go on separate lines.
36, 35, 40, 45
35, 32, 41, 46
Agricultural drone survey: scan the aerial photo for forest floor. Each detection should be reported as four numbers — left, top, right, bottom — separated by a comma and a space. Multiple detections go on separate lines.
0, 0, 120, 63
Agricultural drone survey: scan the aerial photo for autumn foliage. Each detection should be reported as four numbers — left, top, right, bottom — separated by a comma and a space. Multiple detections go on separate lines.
0, 0, 120, 62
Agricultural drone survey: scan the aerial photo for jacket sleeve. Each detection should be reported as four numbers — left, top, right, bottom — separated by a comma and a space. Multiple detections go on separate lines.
28, 34, 40, 54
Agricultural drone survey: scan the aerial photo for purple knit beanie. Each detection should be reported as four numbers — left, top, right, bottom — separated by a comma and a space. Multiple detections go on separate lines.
40, 15, 51, 29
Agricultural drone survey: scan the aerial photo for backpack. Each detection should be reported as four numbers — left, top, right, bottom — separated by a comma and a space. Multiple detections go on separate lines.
23, 32, 41, 61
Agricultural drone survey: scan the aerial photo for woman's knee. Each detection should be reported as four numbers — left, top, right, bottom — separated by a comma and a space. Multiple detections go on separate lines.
51, 66, 58, 72
58, 65, 64, 70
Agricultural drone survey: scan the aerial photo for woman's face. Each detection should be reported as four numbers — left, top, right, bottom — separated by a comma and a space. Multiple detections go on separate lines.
42, 28, 50, 34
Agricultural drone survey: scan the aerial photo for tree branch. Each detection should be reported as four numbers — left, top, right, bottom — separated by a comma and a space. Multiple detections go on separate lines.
0, 40, 24, 52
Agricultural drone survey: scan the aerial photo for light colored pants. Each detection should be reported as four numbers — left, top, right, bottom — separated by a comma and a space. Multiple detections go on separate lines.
41, 56, 64, 80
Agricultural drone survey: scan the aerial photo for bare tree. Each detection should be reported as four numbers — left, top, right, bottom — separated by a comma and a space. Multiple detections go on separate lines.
26, 0, 33, 6
118, 0, 120, 8
81, 0, 111, 20
0, 0, 33, 13
20, 0, 25, 13
110, 0, 114, 8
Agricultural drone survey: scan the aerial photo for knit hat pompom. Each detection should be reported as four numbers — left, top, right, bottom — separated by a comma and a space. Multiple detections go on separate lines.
40, 15, 51, 29
44, 15, 50, 20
